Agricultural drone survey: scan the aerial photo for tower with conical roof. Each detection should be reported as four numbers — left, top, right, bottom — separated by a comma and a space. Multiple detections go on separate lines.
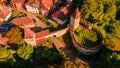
70, 7, 81, 29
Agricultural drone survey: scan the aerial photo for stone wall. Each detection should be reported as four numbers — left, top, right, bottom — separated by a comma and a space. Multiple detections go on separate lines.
47, 27, 69, 38
70, 27, 102, 55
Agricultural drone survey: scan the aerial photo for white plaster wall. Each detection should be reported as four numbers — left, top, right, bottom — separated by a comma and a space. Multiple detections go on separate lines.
26, 5, 40, 13
70, 17, 80, 29
52, 17, 64, 25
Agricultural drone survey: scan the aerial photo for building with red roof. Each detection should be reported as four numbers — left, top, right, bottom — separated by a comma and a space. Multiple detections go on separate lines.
0, 34, 8, 46
41, 0, 53, 16
10, 0, 26, 9
24, 26, 69, 46
0, 0, 6, 5
11, 16, 35, 28
70, 7, 81, 29
0, 6, 12, 22
52, 3, 73, 25
25, 0, 40, 13
24, 27, 49, 46
25, 0, 53, 16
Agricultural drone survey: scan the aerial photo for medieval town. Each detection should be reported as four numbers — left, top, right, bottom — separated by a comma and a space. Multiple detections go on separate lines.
0, 0, 120, 68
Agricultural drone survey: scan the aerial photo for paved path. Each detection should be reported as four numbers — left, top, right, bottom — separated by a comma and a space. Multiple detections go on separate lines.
12, 8, 48, 29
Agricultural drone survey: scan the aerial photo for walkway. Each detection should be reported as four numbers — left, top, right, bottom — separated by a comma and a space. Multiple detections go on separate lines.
52, 36, 86, 67
52, 36, 100, 66
52, 36, 76, 59
12, 8, 48, 29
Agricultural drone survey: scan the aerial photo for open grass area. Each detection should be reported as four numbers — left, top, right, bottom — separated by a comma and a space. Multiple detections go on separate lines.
39, 17, 56, 31
8, 10, 20, 21
74, 25, 101, 47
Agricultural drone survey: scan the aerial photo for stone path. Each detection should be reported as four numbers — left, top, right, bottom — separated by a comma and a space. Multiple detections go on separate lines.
52, 36, 100, 66
52, 36, 86, 66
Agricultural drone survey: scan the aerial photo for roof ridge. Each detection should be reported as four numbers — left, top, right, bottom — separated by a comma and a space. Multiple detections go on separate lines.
71, 7, 81, 19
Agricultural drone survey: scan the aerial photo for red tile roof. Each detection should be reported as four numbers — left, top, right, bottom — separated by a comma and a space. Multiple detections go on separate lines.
24, 27, 49, 46
26, 0, 35, 5
11, 16, 34, 27
35, 29, 49, 38
26, 0, 53, 10
0, 6, 11, 19
26, 0, 40, 8
41, 0, 53, 10
10, 0, 25, 4
0, 34, 8, 45
35, 38, 46, 46
52, 4, 72, 21
0, 0, 5, 4
71, 8, 81, 19
24, 27, 35, 39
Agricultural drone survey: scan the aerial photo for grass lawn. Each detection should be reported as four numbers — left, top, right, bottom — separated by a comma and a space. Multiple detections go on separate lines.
74, 26, 101, 47
8, 10, 20, 21
39, 17, 56, 31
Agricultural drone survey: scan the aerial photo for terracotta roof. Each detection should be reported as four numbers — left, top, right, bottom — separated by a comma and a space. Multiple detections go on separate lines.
24, 27, 49, 39
10, 0, 25, 4
26, 0, 53, 9
26, 0, 40, 8
35, 38, 46, 46
41, 0, 53, 10
52, 4, 70, 21
11, 16, 34, 27
0, 34, 8, 45
71, 8, 81, 19
0, 6, 11, 19
26, 0, 35, 5
24, 27, 49, 46
24, 27, 35, 39
0, 0, 5, 4
35, 29, 49, 38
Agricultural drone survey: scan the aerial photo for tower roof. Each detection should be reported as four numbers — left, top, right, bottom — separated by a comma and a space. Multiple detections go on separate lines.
10, 0, 25, 4
71, 7, 80, 19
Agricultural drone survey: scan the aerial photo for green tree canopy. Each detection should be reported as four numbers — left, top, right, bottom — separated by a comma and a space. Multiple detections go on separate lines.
81, 0, 117, 24
100, 52, 120, 68
5, 27, 25, 45
0, 47, 14, 62
17, 43, 34, 60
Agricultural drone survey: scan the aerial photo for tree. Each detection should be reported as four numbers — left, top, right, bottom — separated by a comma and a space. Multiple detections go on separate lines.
81, 0, 117, 24
5, 27, 25, 45
17, 43, 34, 60
100, 52, 120, 68
109, 20, 120, 39
60, 59, 85, 68
35, 47, 64, 67
104, 34, 115, 48
0, 47, 14, 62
